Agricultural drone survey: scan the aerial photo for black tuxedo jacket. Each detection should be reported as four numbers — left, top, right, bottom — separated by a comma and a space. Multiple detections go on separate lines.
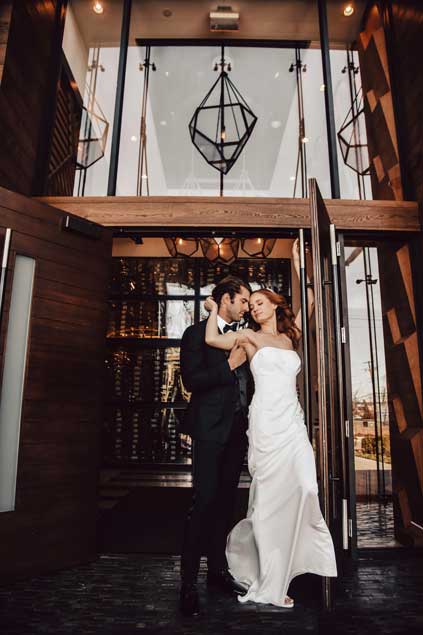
180, 319, 254, 444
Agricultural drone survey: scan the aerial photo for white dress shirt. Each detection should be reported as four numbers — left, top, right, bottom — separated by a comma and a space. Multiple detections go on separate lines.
217, 315, 239, 333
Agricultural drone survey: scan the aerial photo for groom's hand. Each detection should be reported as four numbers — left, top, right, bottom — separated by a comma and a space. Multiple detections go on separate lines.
228, 344, 247, 370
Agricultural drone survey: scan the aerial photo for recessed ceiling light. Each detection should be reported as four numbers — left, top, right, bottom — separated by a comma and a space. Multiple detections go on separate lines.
274, 72, 280, 79
320, 84, 326, 92
93, 2, 104, 15
160, 120, 167, 126
271, 120, 281, 129
130, 135, 137, 142
289, 176, 296, 181
344, 4, 354, 17
165, 71, 169, 77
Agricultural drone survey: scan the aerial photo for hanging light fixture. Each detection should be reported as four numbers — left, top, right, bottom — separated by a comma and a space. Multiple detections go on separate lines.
77, 49, 109, 171
164, 237, 199, 257
337, 54, 370, 179
241, 237, 276, 258
200, 237, 239, 265
189, 46, 257, 180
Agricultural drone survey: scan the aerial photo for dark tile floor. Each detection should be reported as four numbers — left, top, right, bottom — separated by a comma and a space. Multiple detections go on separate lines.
356, 500, 400, 548
1, 551, 423, 635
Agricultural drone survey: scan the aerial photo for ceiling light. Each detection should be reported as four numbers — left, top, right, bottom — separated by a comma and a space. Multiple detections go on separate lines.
271, 120, 281, 129
320, 84, 326, 92
289, 176, 296, 181
274, 72, 280, 79
301, 136, 309, 144
93, 2, 104, 14
130, 135, 137, 142
344, 4, 354, 17
160, 120, 167, 126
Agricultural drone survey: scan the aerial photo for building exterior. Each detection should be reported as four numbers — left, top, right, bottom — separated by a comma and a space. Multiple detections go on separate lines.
0, 1, 422, 595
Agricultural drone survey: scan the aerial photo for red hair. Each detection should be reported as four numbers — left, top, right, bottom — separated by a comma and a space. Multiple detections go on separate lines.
250, 289, 300, 349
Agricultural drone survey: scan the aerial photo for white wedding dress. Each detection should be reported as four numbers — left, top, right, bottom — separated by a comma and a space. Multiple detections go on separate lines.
226, 346, 337, 607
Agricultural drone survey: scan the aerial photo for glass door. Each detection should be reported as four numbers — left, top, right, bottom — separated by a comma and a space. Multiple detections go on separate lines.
308, 179, 355, 609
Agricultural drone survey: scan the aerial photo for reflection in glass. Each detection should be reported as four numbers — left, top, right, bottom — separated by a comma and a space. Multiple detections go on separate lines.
345, 245, 394, 547
107, 300, 195, 339
110, 258, 196, 296
116, 45, 353, 197
106, 347, 188, 404
104, 405, 191, 464
105, 255, 292, 465
330, 49, 372, 200
62, 1, 123, 195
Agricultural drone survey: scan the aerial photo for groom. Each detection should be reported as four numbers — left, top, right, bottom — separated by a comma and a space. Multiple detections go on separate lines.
179, 275, 253, 616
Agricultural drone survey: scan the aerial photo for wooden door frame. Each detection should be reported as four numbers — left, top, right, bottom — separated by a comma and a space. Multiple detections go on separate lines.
38, 196, 420, 233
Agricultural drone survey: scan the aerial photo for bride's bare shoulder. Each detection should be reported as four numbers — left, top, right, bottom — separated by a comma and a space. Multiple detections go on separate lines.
236, 328, 259, 344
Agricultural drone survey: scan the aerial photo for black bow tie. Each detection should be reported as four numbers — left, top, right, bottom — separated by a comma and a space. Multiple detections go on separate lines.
223, 323, 238, 333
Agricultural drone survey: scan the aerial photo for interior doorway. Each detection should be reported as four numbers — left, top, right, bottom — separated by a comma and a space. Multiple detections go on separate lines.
99, 233, 299, 553
344, 239, 423, 548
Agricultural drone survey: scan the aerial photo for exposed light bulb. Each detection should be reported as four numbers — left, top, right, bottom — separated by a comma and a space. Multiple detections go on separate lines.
221, 128, 226, 141
344, 4, 354, 16
178, 238, 184, 245
257, 238, 263, 244
215, 237, 224, 245
93, 2, 104, 14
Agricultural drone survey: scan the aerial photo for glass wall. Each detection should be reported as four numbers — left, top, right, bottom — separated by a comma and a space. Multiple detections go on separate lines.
344, 245, 396, 547
61, 1, 369, 199
116, 44, 335, 197
104, 244, 292, 465
330, 48, 372, 200
62, 0, 123, 195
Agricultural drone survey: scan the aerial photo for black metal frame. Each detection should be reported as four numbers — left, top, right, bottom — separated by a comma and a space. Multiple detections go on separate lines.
107, 0, 132, 195
317, 0, 341, 199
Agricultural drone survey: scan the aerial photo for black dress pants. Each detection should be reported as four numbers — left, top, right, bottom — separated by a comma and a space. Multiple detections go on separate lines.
181, 413, 248, 583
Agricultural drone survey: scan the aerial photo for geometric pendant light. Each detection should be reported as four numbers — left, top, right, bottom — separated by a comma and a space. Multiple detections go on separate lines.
189, 46, 257, 175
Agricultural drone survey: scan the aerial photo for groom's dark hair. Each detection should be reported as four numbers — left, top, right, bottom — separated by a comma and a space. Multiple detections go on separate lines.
212, 275, 252, 307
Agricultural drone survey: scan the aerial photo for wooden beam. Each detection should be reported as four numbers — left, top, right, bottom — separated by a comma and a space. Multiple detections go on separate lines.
38, 196, 421, 232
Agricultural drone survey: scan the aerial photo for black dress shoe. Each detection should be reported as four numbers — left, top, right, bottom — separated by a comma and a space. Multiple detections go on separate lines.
179, 583, 200, 616
207, 569, 247, 596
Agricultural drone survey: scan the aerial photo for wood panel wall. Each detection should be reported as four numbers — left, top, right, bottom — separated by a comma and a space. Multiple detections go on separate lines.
388, 1, 423, 204
0, 1, 12, 84
0, 1, 67, 196
0, 186, 112, 579
358, 3, 403, 201
378, 242, 423, 545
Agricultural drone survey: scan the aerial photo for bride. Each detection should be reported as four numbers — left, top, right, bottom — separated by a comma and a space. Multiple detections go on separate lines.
204, 239, 337, 608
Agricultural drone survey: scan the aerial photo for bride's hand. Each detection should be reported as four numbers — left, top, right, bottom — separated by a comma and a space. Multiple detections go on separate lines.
292, 237, 300, 263
204, 296, 218, 312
